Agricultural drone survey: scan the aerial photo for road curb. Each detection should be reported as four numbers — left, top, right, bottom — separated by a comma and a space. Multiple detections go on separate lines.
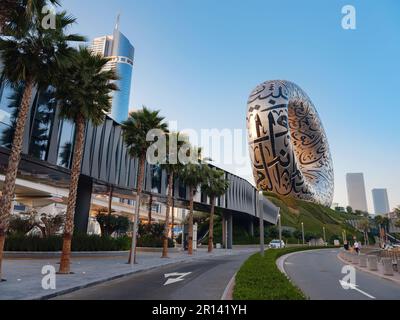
221, 273, 236, 301
337, 252, 400, 286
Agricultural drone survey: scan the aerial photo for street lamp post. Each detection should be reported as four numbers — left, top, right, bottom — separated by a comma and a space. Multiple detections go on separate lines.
258, 191, 265, 257
323, 226, 326, 245
278, 211, 282, 248
301, 222, 305, 245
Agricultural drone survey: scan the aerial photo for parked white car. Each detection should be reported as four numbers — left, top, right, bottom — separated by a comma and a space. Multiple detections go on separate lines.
269, 240, 286, 249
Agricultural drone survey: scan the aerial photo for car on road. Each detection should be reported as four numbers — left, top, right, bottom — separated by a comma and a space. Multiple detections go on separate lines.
269, 240, 286, 249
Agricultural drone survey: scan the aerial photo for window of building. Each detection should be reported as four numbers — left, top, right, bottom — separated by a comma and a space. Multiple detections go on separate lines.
0, 81, 24, 148
56, 119, 75, 168
29, 87, 57, 160
151, 165, 162, 194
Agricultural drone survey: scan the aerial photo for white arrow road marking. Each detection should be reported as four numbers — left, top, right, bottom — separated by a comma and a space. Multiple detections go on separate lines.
164, 272, 192, 286
339, 280, 376, 299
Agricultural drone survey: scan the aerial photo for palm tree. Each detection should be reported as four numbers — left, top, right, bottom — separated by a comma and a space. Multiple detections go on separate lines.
122, 107, 168, 264
0, 1, 84, 279
1, 0, 60, 34
0, 0, 18, 32
52, 48, 118, 274
201, 167, 230, 253
159, 132, 187, 258
358, 219, 370, 246
179, 150, 207, 255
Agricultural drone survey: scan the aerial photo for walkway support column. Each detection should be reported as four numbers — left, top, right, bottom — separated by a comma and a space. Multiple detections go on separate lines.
249, 218, 254, 237
73, 175, 93, 234
222, 214, 226, 249
227, 213, 233, 250
258, 191, 265, 256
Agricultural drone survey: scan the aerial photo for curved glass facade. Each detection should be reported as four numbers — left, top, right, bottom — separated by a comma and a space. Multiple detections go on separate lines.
111, 30, 134, 123
90, 28, 135, 124
111, 62, 133, 123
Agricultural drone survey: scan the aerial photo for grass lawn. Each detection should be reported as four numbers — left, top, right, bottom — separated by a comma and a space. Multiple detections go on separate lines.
233, 246, 335, 300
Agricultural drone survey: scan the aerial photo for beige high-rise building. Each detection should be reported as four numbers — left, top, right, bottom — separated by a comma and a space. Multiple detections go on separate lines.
346, 173, 368, 213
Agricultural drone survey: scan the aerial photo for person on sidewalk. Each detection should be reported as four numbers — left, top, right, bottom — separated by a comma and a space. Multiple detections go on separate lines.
354, 241, 360, 255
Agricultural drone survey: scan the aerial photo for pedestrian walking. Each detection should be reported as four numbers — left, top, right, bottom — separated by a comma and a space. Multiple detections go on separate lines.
354, 241, 360, 255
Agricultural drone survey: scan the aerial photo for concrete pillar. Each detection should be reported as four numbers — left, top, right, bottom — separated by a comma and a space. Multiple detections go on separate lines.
381, 258, 394, 276
351, 255, 359, 264
222, 214, 226, 249
73, 175, 93, 234
359, 254, 367, 268
227, 214, 233, 250
367, 255, 378, 271
249, 218, 254, 237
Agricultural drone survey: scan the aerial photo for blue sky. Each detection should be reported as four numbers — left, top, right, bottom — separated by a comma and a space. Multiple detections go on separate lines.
63, 0, 400, 211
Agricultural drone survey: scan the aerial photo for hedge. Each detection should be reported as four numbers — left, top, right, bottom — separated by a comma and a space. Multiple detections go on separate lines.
233, 246, 335, 300
5, 234, 173, 252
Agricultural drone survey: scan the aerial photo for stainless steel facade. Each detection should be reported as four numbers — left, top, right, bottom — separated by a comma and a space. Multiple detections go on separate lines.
247, 80, 334, 207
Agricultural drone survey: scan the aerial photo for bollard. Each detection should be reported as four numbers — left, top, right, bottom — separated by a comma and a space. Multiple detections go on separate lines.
352, 254, 360, 264
381, 258, 394, 276
367, 255, 378, 271
359, 254, 367, 268
345, 252, 352, 262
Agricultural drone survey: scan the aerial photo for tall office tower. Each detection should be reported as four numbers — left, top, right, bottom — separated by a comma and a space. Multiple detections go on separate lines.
89, 16, 134, 123
372, 189, 390, 215
346, 173, 368, 212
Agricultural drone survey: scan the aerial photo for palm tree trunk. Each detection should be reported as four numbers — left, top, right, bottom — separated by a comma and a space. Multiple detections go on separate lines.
128, 155, 145, 265
208, 196, 215, 253
171, 198, 175, 242
148, 194, 152, 225
59, 114, 86, 274
162, 173, 173, 258
188, 186, 194, 255
0, 78, 34, 280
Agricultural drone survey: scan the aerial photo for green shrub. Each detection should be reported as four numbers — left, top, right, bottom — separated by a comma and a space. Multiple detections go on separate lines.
4, 233, 174, 251
233, 247, 334, 300
4, 234, 131, 252
137, 235, 174, 248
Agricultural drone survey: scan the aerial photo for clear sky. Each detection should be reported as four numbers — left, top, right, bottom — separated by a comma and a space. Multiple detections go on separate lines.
62, 0, 400, 212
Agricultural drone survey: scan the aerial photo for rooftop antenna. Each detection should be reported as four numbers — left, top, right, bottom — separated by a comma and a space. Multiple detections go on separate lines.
115, 12, 121, 30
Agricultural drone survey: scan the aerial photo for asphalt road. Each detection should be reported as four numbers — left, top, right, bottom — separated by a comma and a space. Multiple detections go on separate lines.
284, 249, 400, 300
53, 253, 252, 300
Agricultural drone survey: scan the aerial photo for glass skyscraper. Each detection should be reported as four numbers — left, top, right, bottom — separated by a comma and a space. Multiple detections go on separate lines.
372, 189, 390, 215
89, 17, 134, 123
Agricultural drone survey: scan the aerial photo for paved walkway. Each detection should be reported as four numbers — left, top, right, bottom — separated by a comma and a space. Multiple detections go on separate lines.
0, 248, 256, 300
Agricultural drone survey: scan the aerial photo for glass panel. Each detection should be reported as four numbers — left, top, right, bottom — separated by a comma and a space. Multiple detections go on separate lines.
178, 180, 186, 199
57, 120, 75, 168
29, 87, 56, 160
151, 165, 162, 194
0, 82, 24, 148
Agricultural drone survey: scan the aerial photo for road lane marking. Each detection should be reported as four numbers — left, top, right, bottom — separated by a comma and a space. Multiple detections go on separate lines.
339, 280, 376, 299
164, 272, 192, 286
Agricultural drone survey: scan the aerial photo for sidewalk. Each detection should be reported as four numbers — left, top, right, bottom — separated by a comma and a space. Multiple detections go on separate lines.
338, 251, 400, 286
0, 248, 256, 300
